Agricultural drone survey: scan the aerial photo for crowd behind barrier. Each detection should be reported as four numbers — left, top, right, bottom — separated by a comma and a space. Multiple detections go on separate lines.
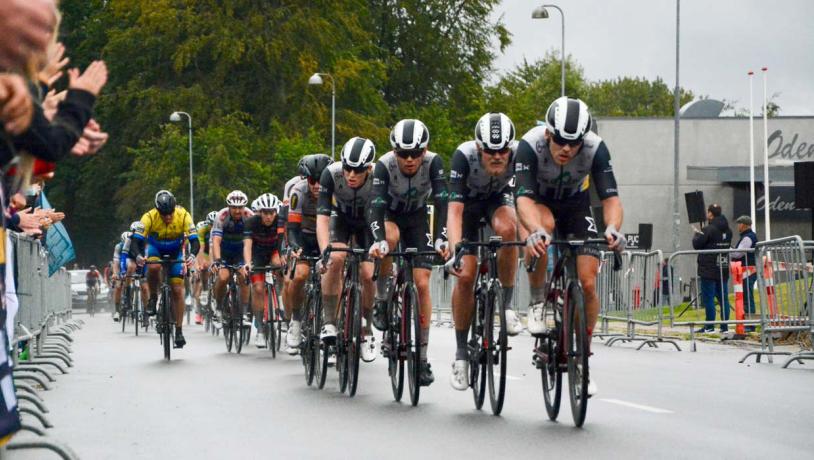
2, 232, 82, 460
429, 235, 814, 364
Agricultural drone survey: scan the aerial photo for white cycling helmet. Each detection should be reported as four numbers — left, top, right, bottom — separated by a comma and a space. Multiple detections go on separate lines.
475, 112, 515, 151
206, 211, 217, 225
341, 137, 376, 169
389, 119, 429, 151
544, 96, 592, 144
120, 231, 130, 243
196, 221, 208, 232
130, 221, 145, 234
253, 193, 281, 212
226, 190, 248, 207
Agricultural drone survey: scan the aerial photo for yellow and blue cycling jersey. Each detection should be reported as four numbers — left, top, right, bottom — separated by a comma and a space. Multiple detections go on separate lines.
133, 206, 197, 280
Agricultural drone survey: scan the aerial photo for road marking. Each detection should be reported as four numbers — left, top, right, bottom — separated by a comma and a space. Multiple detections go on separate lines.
599, 399, 673, 414
497, 373, 522, 381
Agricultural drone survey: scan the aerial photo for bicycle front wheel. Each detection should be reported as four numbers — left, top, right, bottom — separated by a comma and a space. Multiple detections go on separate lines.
566, 282, 589, 427
486, 283, 507, 415
387, 291, 404, 401
161, 287, 172, 361
233, 289, 244, 354
405, 284, 421, 406
302, 291, 318, 386
336, 288, 349, 394
347, 285, 363, 397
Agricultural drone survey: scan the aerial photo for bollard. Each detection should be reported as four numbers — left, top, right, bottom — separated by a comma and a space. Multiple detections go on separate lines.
731, 261, 745, 336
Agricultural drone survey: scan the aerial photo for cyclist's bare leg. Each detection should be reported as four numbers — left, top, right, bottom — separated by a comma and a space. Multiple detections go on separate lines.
214, 267, 230, 309
374, 222, 400, 303
251, 280, 265, 320
171, 280, 185, 327
577, 255, 600, 333
492, 206, 519, 320
414, 267, 432, 360
321, 242, 347, 325
451, 254, 478, 360
360, 261, 374, 332
526, 204, 556, 301
146, 265, 161, 302
288, 261, 309, 322
237, 270, 250, 312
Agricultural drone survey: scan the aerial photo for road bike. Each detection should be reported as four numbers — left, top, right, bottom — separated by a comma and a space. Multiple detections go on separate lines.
220, 263, 249, 354
449, 236, 526, 415
290, 255, 323, 386
252, 264, 286, 358
145, 255, 180, 361
531, 238, 620, 427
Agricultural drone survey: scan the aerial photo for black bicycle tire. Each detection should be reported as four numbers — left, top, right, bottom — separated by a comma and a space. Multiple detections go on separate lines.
303, 289, 317, 386
567, 282, 589, 427
348, 283, 363, 397
486, 282, 507, 415
388, 289, 404, 402
470, 287, 486, 410
312, 289, 324, 389
224, 286, 234, 353
121, 285, 129, 333
406, 284, 421, 406
233, 284, 244, 354
162, 286, 171, 361
267, 285, 277, 358
336, 287, 349, 394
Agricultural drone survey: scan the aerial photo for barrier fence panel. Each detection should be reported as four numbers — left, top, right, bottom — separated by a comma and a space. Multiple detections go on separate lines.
605, 250, 680, 350
596, 251, 628, 339
740, 236, 812, 366
668, 247, 760, 351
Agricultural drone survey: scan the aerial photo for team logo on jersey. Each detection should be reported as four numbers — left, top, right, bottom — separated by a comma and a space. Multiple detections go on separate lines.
425, 233, 433, 247
449, 170, 461, 179
370, 221, 380, 233
585, 216, 597, 234
373, 178, 384, 186
289, 194, 299, 211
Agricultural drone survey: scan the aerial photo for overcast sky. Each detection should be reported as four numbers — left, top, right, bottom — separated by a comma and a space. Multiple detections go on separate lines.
492, 0, 814, 115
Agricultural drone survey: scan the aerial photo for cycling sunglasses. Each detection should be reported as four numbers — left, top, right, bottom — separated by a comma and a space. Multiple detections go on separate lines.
395, 149, 424, 160
342, 164, 368, 174
481, 147, 511, 156
550, 133, 583, 147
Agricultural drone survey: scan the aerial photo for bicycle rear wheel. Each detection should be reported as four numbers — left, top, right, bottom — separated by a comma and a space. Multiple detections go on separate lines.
405, 284, 421, 406
486, 283, 507, 415
566, 282, 589, 427
387, 291, 404, 401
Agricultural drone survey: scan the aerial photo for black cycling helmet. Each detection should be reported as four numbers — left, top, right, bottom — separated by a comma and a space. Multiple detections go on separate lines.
154, 190, 177, 215
298, 154, 333, 180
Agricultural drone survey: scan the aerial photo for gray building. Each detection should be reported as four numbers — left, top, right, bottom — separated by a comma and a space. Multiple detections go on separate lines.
595, 115, 814, 253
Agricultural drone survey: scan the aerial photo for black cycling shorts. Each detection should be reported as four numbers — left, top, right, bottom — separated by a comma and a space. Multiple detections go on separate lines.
537, 193, 600, 259
299, 232, 321, 258
385, 207, 434, 270
330, 211, 373, 256
461, 190, 514, 243
251, 248, 279, 272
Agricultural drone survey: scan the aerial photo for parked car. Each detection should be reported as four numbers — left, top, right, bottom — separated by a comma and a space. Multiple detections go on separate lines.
70, 269, 110, 309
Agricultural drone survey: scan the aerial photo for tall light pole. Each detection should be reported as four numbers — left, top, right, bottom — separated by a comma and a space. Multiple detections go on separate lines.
671, 0, 681, 252
532, 4, 565, 97
170, 111, 194, 221
308, 72, 336, 160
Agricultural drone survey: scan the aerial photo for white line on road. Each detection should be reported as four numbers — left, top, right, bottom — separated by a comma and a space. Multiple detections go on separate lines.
599, 399, 673, 414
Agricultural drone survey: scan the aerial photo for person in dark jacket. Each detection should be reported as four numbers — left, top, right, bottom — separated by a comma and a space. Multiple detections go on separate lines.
692, 204, 733, 333
731, 215, 758, 331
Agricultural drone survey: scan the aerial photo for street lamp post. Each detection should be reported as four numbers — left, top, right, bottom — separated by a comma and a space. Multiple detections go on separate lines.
532, 4, 565, 97
308, 73, 336, 160
170, 111, 194, 221
672, 0, 681, 253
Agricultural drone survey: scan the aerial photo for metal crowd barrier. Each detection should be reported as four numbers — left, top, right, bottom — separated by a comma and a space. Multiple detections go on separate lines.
740, 237, 813, 367
604, 250, 681, 350
3, 232, 83, 460
595, 251, 629, 340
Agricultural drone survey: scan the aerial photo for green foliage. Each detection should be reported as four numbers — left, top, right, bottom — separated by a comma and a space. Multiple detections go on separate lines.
48, 2, 707, 266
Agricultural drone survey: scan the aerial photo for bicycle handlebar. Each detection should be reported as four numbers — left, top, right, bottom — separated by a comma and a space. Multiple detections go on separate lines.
371, 249, 441, 282
526, 237, 623, 273
450, 238, 526, 272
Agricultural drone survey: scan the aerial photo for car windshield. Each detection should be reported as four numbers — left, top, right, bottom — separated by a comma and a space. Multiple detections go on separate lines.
70, 270, 89, 283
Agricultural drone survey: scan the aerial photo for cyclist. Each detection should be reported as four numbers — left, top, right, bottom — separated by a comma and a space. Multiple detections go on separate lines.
192, 211, 217, 324
279, 160, 306, 337
211, 191, 254, 325
243, 193, 284, 348
445, 112, 523, 390
317, 137, 377, 362
131, 190, 200, 348
286, 154, 332, 354
86, 265, 101, 307
516, 97, 625, 396
114, 222, 149, 321
111, 233, 127, 321
368, 119, 449, 386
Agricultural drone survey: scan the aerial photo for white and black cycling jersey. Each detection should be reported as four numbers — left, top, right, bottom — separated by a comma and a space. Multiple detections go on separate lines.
515, 126, 618, 203
317, 162, 373, 220
283, 176, 302, 202
449, 140, 516, 202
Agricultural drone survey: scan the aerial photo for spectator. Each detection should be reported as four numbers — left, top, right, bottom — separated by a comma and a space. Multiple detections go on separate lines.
692, 203, 733, 333
731, 215, 758, 332
660, 258, 671, 306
